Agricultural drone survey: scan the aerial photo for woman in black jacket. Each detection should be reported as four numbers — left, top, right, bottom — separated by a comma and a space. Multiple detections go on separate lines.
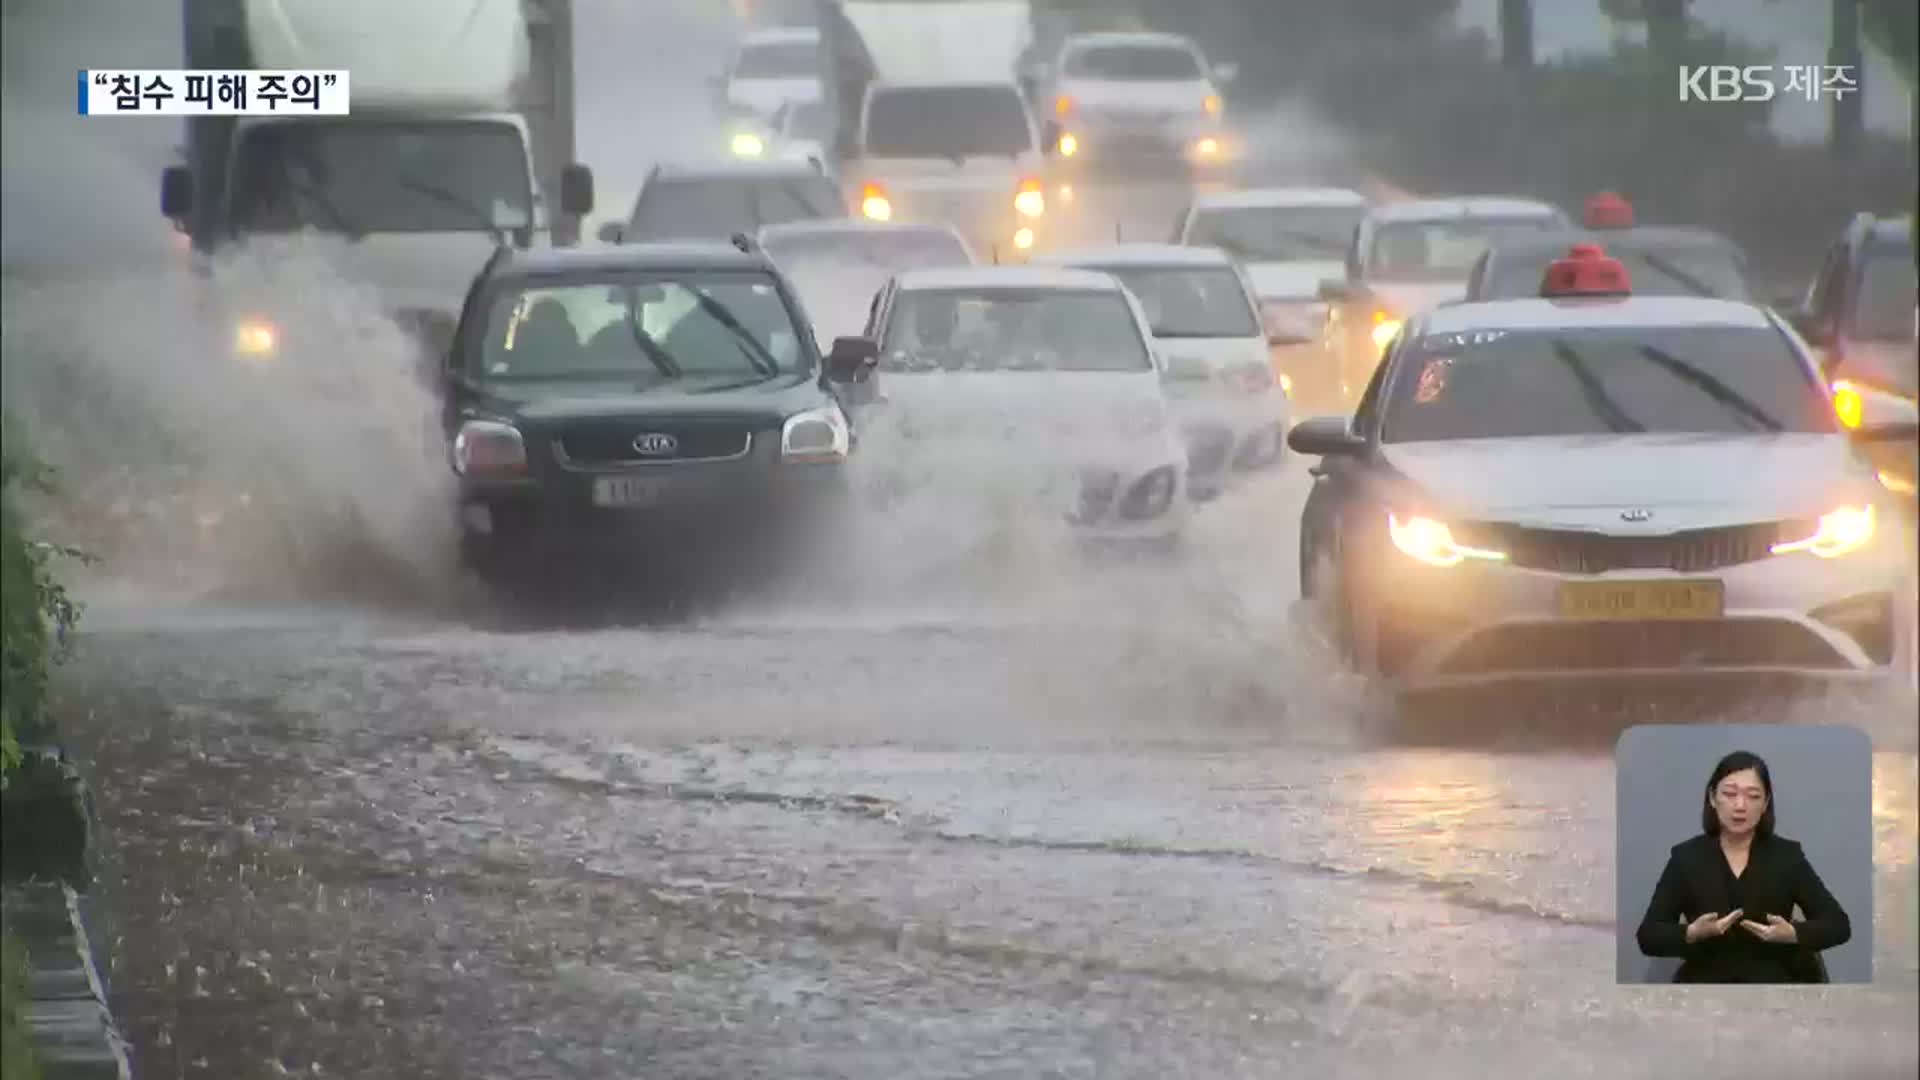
1635, 750, 1852, 983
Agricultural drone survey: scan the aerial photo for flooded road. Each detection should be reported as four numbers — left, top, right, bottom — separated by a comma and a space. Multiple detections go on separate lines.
54, 472, 1920, 1080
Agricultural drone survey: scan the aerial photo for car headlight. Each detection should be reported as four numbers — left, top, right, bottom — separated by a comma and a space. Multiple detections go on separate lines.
1014, 179, 1046, 219
731, 131, 765, 157
451, 419, 527, 477
1387, 513, 1507, 568
860, 184, 892, 222
1057, 132, 1079, 157
235, 316, 278, 359
1771, 504, 1875, 559
781, 405, 850, 463
1369, 316, 1403, 352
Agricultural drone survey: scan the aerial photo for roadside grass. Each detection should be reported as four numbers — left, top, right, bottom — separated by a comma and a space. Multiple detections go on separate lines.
2, 931, 39, 1080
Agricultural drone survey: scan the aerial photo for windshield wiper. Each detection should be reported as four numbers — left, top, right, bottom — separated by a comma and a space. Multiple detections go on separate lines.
394, 175, 519, 243
1634, 345, 1784, 431
689, 290, 781, 377
1638, 252, 1717, 298
1550, 342, 1645, 433
623, 312, 682, 378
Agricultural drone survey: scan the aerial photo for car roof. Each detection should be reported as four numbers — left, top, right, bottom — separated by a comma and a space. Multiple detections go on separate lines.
1061, 31, 1197, 50
649, 159, 833, 182
894, 266, 1123, 292
757, 219, 964, 241
1369, 197, 1564, 224
868, 77, 1027, 94
1031, 243, 1233, 268
741, 27, 820, 47
1191, 187, 1369, 210
1418, 296, 1776, 335
495, 243, 771, 279
1488, 227, 1743, 258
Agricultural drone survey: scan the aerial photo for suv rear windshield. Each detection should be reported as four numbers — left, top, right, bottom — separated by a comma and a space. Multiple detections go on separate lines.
1063, 44, 1203, 81
1092, 266, 1260, 338
627, 174, 844, 241
1382, 326, 1833, 442
864, 86, 1033, 159
736, 40, 820, 79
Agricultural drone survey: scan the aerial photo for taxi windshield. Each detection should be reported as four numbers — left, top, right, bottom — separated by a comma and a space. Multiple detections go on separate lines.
1093, 265, 1260, 338
880, 288, 1150, 372
1186, 205, 1363, 262
1381, 326, 1835, 442
1483, 244, 1751, 301
1369, 217, 1562, 282
478, 271, 806, 386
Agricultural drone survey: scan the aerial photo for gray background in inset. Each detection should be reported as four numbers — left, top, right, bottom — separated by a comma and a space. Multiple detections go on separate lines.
1615, 723, 1874, 984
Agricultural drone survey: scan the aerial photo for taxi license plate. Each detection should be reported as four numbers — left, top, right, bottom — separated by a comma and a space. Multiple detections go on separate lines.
1558, 580, 1724, 621
591, 476, 667, 509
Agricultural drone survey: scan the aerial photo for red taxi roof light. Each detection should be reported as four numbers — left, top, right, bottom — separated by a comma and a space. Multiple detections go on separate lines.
1540, 243, 1631, 298
1582, 190, 1635, 229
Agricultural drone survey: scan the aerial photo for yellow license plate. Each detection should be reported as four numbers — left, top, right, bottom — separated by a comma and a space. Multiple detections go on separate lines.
1557, 580, 1725, 621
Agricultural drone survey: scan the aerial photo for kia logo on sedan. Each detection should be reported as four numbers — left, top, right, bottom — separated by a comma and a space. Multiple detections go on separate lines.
1620, 508, 1653, 522
631, 433, 678, 457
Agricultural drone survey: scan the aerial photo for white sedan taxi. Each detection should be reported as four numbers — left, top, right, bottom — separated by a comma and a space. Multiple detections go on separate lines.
1032, 244, 1290, 499
834, 266, 1189, 550
1289, 244, 1918, 699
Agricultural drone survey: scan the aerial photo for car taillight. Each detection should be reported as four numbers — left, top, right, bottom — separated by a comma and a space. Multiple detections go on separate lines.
1055, 94, 1074, 117
452, 420, 528, 476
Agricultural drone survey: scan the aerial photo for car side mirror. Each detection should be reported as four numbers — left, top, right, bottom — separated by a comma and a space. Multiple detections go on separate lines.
559, 164, 594, 217
1213, 62, 1240, 84
1317, 278, 1353, 304
160, 164, 194, 219
596, 221, 624, 245
826, 335, 880, 382
1287, 415, 1367, 457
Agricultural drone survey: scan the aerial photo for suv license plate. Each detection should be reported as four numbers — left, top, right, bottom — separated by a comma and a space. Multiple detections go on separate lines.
592, 476, 666, 508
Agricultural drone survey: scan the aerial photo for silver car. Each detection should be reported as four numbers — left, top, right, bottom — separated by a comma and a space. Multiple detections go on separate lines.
1031, 244, 1290, 500
1290, 287, 1918, 701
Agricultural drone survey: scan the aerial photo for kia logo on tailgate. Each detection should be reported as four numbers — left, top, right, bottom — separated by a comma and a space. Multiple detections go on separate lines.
631, 433, 678, 457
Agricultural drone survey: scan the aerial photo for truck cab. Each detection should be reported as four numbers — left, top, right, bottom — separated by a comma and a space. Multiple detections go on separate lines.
158, 0, 594, 369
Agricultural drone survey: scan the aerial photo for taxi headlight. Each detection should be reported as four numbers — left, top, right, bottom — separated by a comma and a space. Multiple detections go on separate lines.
451, 420, 527, 477
1387, 513, 1507, 568
1369, 318, 1403, 351
235, 317, 279, 359
861, 193, 892, 221
1012, 227, 1036, 251
1014, 188, 1046, 218
730, 132, 765, 157
1831, 380, 1864, 429
1771, 504, 1875, 559
1058, 133, 1079, 157
781, 405, 850, 463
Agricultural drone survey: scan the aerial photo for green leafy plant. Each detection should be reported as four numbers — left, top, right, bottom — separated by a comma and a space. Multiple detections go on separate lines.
1, 420, 89, 791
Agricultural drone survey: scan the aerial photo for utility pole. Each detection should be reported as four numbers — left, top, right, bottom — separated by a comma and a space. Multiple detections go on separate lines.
1499, 0, 1535, 71
1829, 0, 1864, 158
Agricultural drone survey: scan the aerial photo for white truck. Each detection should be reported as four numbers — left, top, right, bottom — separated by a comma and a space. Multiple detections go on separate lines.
824, 1, 1059, 260
158, 0, 594, 361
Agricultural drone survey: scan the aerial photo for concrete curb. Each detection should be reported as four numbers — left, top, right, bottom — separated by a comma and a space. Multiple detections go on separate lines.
3, 880, 133, 1080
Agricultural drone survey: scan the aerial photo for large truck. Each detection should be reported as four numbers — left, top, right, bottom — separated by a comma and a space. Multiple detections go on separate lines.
158, 0, 594, 360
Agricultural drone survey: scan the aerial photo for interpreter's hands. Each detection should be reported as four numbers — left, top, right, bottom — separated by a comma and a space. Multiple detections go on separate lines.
1684, 908, 1743, 944
1740, 913, 1798, 944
